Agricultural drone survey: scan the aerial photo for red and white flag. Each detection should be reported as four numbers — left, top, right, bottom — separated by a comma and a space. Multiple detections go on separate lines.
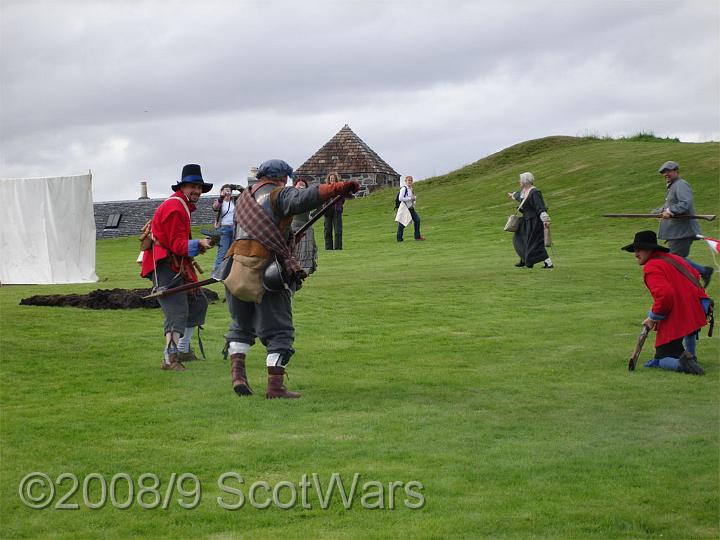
700, 236, 720, 253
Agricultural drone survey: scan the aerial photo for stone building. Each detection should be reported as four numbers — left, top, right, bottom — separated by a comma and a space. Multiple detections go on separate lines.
94, 194, 216, 240
295, 124, 400, 196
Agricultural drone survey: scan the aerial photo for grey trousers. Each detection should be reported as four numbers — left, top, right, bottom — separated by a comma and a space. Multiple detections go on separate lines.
666, 237, 694, 258
224, 286, 295, 356
148, 262, 208, 335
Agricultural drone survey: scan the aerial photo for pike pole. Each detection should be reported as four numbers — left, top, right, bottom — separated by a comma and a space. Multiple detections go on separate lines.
602, 213, 716, 221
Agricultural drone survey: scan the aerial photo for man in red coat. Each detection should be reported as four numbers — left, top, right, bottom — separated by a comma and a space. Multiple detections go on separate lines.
622, 230, 709, 375
141, 164, 214, 371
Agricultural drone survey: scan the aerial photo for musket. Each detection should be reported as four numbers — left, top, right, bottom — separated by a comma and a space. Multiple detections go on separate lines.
628, 324, 650, 372
144, 276, 220, 299
143, 194, 344, 300
294, 194, 343, 240
603, 213, 716, 221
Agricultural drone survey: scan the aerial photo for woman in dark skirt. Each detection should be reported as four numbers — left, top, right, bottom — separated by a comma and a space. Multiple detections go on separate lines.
291, 178, 318, 275
506, 172, 554, 269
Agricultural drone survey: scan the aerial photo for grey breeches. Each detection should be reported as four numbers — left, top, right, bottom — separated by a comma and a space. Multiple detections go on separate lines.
148, 262, 209, 335
666, 237, 695, 258
224, 286, 295, 355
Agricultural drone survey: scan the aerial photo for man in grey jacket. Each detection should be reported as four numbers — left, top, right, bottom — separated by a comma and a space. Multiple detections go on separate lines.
653, 161, 712, 287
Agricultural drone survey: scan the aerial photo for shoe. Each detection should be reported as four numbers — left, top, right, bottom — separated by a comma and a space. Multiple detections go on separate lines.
677, 351, 705, 375
160, 352, 186, 371
542, 262, 554, 269
177, 349, 199, 362
397, 238, 404, 242
702, 266, 713, 288
514, 261, 526, 267
415, 237, 426, 241
161, 361, 186, 371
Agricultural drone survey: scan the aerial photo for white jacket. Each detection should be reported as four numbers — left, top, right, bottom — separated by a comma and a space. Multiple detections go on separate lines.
398, 185, 415, 209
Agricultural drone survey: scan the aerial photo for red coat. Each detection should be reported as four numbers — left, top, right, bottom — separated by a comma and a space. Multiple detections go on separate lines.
140, 191, 198, 282
644, 251, 708, 346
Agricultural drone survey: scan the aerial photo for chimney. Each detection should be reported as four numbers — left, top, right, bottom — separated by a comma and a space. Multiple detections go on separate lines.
138, 181, 149, 200
247, 167, 259, 188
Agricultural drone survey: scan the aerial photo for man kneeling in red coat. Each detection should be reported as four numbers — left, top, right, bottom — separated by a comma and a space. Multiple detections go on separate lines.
622, 230, 710, 375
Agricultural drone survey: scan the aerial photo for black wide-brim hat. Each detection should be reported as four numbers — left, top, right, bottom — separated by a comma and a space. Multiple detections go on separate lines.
171, 163, 214, 193
621, 230, 670, 252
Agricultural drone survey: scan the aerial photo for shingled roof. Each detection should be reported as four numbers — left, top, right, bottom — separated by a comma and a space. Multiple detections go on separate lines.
295, 125, 399, 176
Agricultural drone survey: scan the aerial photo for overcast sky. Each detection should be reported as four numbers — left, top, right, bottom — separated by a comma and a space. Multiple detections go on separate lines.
1, 0, 718, 201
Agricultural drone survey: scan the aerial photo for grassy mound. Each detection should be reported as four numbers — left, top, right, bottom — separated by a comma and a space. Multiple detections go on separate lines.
1, 136, 718, 538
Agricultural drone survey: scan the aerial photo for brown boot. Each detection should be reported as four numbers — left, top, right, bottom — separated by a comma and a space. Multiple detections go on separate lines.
231, 354, 253, 396
177, 349, 199, 362
266, 366, 301, 399
161, 351, 186, 371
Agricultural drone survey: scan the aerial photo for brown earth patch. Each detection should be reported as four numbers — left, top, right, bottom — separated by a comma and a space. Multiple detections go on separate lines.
20, 288, 219, 309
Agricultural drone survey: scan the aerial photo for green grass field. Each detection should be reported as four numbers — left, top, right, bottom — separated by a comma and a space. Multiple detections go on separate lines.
1, 136, 718, 538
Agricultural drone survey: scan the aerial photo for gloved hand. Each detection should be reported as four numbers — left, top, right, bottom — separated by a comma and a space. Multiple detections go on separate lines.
540, 211, 550, 223
319, 181, 360, 200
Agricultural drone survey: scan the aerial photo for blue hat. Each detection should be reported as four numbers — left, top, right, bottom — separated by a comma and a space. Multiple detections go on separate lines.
658, 161, 679, 173
256, 159, 294, 180
171, 164, 213, 193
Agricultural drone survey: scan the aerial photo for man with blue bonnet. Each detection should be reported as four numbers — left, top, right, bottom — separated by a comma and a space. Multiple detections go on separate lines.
222, 159, 359, 398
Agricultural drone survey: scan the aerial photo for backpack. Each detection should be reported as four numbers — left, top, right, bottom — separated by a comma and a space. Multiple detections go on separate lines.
138, 196, 192, 251
139, 219, 153, 251
394, 186, 407, 210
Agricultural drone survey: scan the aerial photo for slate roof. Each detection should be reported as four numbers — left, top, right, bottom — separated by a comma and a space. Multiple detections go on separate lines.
93, 196, 216, 239
295, 125, 399, 177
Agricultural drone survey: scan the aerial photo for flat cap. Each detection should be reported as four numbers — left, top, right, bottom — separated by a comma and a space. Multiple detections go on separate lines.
256, 159, 294, 180
658, 161, 679, 173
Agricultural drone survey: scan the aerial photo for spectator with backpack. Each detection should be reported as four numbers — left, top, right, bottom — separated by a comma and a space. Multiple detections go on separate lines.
395, 176, 425, 242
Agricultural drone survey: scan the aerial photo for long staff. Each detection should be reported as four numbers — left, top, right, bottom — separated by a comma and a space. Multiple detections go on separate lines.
602, 213, 716, 221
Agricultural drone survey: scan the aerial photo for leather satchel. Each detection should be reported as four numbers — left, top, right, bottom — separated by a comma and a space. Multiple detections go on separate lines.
504, 188, 534, 232
504, 214, 521, 232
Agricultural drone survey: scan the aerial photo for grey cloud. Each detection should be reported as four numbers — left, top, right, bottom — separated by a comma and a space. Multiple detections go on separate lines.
1, 0, 717, 200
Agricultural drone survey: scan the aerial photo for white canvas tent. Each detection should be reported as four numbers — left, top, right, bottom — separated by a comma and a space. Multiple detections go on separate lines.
0, 173, 98, 284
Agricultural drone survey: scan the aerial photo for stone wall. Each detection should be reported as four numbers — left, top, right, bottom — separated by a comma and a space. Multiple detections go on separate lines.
94, 196, 217, 239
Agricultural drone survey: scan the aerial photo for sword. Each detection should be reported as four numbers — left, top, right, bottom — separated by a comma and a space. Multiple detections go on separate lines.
628, 324, 650, 372
603, 213, 716, 221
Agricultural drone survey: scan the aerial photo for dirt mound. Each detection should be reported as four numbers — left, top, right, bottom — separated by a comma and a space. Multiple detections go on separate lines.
20, 288, 220, 309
